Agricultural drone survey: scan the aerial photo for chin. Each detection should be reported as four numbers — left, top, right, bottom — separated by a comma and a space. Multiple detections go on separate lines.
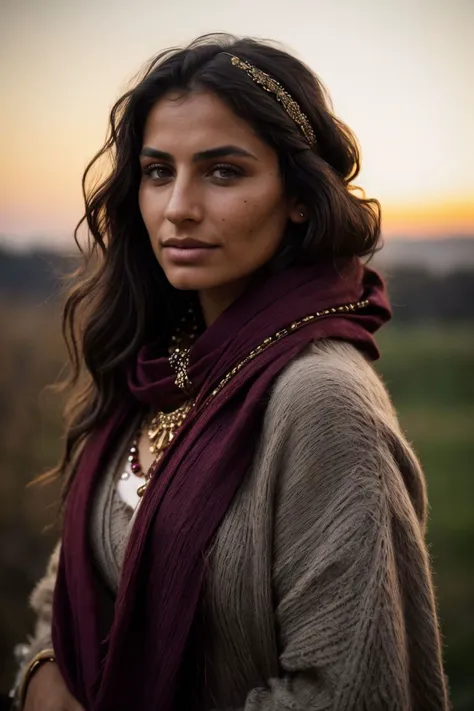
163, 267, 223, 292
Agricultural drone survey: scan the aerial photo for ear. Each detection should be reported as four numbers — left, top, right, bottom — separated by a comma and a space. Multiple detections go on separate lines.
288, 199, 308, 224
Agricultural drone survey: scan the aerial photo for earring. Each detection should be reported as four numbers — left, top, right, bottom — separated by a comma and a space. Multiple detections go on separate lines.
299, 211, 305, 218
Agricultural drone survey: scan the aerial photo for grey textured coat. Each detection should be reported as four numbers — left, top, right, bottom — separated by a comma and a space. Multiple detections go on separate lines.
20, 340, 450, 710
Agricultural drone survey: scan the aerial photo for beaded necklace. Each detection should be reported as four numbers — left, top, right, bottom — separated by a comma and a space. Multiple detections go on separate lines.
119, 298, 369, 505
119, 308, 198, 501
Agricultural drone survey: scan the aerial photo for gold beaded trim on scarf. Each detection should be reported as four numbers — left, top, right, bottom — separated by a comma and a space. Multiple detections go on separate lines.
138, 298, 368, 498
206, 299, 369, 403
226, 54, 317, 148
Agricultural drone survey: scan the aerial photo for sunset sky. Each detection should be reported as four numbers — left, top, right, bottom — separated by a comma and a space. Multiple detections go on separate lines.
1, 0, 473, 250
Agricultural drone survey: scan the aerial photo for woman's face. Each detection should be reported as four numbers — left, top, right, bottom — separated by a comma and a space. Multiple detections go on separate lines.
138, 90, 304, 296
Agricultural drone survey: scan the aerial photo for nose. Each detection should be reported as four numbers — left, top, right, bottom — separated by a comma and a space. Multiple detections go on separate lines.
163, 175, 203, 225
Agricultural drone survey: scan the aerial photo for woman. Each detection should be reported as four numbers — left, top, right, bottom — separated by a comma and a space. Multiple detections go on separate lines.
14, 33, 450, 710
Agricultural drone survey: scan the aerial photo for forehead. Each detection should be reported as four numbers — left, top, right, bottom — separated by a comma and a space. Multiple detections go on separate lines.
141, 90, 266, 154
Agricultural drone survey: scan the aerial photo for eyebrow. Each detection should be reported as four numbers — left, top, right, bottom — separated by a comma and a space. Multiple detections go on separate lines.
139, 145, 259, 162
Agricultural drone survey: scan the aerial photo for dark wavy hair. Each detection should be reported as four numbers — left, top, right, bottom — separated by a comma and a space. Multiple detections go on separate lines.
54, 32, 382, 487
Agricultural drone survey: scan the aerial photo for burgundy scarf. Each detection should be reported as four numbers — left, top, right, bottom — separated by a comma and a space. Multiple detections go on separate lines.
52, 256, 391, 711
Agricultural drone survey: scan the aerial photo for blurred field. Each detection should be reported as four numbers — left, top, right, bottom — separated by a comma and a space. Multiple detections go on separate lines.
0, 301, 472, 708
376, 325, 474, 711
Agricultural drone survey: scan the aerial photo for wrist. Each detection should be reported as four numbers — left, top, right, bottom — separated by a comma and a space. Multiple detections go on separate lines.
18, 648, 55, 708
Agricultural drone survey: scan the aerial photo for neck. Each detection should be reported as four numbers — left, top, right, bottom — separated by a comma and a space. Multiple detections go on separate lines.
198, 278, 250, 327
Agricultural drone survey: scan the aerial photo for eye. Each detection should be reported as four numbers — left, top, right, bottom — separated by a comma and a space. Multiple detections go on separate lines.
209, 164, 243, 182
142, 164, 173, 181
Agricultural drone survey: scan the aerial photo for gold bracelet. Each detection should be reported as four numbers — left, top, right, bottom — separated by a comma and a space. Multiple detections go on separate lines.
18, 648, 55, 708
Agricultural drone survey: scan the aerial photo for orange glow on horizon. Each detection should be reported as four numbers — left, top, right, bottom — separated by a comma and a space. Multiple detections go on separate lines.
382, 199, 474, 237
2, 0, 473, 248
1, 197, 472, 246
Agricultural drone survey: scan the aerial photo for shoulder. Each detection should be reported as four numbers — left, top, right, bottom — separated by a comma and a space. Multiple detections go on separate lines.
266, 338, 398, 434
263, 339, 427, 528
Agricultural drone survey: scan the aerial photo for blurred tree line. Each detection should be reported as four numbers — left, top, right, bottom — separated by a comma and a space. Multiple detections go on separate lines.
0, 246, 473, 708
1, 246, 474, 321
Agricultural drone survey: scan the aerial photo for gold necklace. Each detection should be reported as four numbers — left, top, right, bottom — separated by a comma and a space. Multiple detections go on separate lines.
147, 401, 195, 455
137, 298, 369, 498
136, 400, 195, 498
136, 310, 197, 497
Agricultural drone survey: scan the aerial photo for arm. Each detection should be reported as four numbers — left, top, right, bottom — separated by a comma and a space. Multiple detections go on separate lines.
221, 342, 450, 710
11, 543, 60, 707
28, 541, 60, 654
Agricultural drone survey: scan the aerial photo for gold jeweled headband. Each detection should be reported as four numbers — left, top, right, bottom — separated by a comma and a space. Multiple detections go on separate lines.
225, 54, 316, 148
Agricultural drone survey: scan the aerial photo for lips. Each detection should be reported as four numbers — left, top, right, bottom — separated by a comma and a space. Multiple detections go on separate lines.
162, 241, 219, 265
162, 238, 216, 249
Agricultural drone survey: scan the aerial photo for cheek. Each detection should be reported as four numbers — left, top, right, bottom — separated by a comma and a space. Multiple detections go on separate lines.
138, 187, 165, 268
138, 183, 167, 232
138, 185, 153, 229
220, 191, 287, 254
